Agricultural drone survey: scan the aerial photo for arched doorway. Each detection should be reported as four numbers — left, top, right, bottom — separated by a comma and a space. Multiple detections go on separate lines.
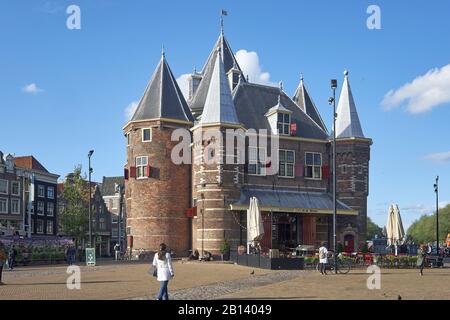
344, 234, 355, 253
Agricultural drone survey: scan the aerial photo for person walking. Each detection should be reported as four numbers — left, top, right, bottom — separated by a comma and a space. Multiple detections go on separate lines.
114, 243, 120, 261
8, 245, 17, 271
318, 242, 328, 275
0, 243, 7, 285
152, 243, 174, 300
417, 244, 427, 276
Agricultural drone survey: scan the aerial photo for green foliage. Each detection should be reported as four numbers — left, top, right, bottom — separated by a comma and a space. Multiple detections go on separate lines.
367, 216, 383, 240
220, 239, 230, 255
407, 204, 450, 243
58, 165, 89, 246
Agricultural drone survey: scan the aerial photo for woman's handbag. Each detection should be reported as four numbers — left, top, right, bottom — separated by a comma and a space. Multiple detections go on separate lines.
148, 266, 157, 277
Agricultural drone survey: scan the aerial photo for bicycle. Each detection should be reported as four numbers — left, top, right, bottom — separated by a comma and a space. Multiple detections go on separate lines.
316, 252, 351, 274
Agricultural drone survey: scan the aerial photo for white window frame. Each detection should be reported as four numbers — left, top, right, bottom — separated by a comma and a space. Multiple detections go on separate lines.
135, 156, 148, 179
36, 219, 44, 234
99, 218, 106, 230
0, 197, 8, 213
304, 152, 322, 180
111, 214, 118, 223
277, 112, 291, 135
278, 149, 295, 178
111, 229, 118, 238
46, 221, 53, 234
11, 181, 20, 196
11, 199, 20, 215
248, 146, 266, 176
0, 179, 8, 195
47, 186, 54, 199
38, 185, 45, 198
126, 132, 131, 146
46, 202, 54, 216
142, 128, 152, 142
37, 201, 45, 215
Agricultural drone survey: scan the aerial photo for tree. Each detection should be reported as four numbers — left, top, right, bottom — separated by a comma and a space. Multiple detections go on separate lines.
407, 204, 450, 244
367, 216, 383, 240
58, 165, 89, 247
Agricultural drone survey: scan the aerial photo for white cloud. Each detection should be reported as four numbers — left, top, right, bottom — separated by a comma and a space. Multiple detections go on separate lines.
176, 74, 191, 101
22, 83, 43, 94
381, 64, 450, 113
423, 151, 450, 164
124, 101, 138, 120
235, 49, 275, 86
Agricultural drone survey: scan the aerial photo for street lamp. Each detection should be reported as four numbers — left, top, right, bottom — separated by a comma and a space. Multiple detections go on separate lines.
329, 78, 338, 273
434, 176, 439, 258
88, 150, 94, 248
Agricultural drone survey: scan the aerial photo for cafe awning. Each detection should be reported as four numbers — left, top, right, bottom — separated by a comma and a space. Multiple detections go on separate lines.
230, 187, 357, 216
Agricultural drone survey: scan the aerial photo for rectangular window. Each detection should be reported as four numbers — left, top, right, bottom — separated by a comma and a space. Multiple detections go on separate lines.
305, 152, 322, 179
37, 201, 45, 215
0, 198, 7, 213
277, 113, 291, 135
0, 180, 8, 194
47, 187, 54, 199
38, 185, 45, 198
99, 218, 106, 230
248, 146, 266, 176
11, 181, 20, 196
47, 202, 54, 216
136, 156, 148, 179
36, 219, 44, 234
112, 214, 118, 223
279, 150, 295, 178
127, 132, 131, 146
112, 229, 118, 238
46, 221, 53, 234
11, 199, 20, 214
142, 128, 152, 142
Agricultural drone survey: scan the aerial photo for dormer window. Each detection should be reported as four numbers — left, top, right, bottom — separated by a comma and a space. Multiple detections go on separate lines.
277, 113, 291, 135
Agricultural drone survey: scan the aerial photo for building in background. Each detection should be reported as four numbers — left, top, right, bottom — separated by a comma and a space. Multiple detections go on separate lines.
0, 152, 24, 236
101, 176, 126, 254
14, 156, 59, 238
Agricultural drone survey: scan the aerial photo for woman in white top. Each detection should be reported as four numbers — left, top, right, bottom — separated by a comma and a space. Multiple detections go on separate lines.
152, 243, 174, 300
318, 242, 328, 275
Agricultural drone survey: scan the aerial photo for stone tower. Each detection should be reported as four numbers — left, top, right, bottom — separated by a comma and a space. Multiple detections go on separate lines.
123, 52, 194, 256
191, 48, 244, 256
334, 71, 372, 250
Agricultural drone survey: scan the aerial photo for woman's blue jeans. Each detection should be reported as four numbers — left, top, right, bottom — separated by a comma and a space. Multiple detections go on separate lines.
156, 281, 169, 300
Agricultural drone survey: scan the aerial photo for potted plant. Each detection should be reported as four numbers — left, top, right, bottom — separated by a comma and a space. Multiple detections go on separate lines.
220, 239, 230, 261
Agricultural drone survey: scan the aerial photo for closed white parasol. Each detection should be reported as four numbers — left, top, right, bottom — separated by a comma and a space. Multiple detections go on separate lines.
247, 197, 264, 252
386, 204, 405, 255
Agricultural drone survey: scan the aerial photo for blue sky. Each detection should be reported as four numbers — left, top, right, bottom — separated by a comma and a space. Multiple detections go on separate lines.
1, 0, 449, 230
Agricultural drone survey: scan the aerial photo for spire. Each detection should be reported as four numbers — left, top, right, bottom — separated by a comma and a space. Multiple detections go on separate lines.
130, 53, 194, 123
335, 70, 365, 138
199, 49, 239, 126
293, 74, 327, 132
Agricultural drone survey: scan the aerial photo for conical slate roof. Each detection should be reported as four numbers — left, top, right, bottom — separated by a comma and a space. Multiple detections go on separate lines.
199, 49, 240, 126
293, 76, 328, 132
131, 53, 194, 123
335, 71, 364, 138
189, 32, 245, 115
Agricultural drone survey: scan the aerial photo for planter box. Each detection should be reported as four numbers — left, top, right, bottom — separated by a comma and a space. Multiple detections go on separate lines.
234, 253, 304, 270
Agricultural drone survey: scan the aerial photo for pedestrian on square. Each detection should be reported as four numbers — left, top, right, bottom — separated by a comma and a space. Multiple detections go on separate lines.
8, 245, 17, 271
0, 243, 7, 285
152, 243, 174, 300
417, 244, 427, 276
318, 242, 328, 275
114, 243, 120, 261
67, 245, 76, 265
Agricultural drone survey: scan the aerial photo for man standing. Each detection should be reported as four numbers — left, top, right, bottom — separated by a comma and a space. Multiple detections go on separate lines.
114, 243, 120, 261
0, 243, 7, 284
8, 245, 17, 271
318, 242, 328, 275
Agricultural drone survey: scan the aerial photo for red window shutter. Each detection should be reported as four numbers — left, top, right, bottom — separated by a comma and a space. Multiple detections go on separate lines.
290, 123, 297, 136
124, 168, 129, 180
322, 166, 330, 179
130, 166, 136, 178
146, 165, 151, 178
295, 164, 303, 177
193, 206, 197, 217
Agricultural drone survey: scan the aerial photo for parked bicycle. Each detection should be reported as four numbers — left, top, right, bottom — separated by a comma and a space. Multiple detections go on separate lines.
316, 252, 351, 274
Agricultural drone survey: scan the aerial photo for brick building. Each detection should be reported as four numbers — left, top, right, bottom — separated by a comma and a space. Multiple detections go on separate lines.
124, 31, 371, 256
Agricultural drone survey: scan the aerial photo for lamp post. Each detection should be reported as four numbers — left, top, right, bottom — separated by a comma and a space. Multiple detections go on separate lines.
329, 79, 338, 273
434, 176, 439, 258
88, 150, 94, 248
